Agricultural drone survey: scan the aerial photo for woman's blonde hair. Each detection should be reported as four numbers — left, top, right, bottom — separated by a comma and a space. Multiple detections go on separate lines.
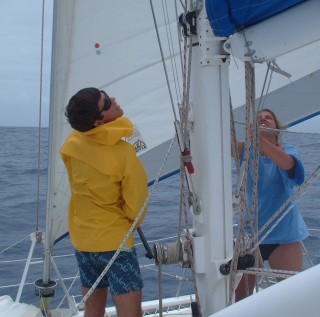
259, 108, 285, 144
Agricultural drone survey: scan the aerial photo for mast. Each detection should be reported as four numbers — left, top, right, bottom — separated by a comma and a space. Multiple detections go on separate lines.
189, 3, 233, 315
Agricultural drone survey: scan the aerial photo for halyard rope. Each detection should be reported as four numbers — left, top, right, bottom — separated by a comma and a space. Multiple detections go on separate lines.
230, 40, 320, 299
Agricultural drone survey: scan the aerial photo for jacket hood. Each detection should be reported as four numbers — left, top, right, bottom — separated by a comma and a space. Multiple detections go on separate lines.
61, 117, 135, 175
82, 117, 133, 145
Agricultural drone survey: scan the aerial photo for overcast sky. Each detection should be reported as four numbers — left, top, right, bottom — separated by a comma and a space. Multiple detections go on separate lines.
0, 0, 52, 127
0, 1, 319, 132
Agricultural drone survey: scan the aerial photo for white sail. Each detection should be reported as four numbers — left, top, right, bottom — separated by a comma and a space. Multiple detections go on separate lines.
48, 0, 184, 244
48, 0, 320, 246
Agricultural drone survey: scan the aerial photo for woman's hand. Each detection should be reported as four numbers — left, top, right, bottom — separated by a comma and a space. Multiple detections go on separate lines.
259, 133, 295, 171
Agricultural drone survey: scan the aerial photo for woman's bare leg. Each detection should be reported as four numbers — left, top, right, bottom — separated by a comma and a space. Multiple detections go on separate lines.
268, 242, 303, 279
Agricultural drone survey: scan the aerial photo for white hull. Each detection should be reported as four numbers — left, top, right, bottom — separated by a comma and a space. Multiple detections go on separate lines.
211, 264, 320, 317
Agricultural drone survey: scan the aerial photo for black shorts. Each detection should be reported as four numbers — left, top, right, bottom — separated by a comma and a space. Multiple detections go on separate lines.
259, 244, 280, 261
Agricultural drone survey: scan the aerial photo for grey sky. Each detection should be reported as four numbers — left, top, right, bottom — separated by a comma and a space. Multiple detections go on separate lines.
0, 1, 318, 131
0, 1, 52, 127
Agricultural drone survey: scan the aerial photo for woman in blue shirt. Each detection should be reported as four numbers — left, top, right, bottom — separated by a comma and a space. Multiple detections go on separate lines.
235, 109, 309, 301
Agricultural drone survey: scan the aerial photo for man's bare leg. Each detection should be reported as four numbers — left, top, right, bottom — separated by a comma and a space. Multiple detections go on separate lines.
112, 289, 142, 317
82, 287, 107, 317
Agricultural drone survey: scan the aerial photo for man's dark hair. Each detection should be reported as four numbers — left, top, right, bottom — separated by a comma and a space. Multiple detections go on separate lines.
65, 87, 102, 132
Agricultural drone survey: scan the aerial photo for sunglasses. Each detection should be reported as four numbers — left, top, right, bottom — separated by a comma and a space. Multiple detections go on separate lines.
97, 90, 112, 115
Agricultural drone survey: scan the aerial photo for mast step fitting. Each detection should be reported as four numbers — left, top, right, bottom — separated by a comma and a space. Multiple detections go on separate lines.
34, 279, 57, 298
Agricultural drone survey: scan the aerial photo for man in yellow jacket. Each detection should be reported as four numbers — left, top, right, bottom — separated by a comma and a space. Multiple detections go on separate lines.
61, 87, 148, 317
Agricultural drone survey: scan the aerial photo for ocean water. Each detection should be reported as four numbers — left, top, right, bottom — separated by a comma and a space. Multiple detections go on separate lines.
0, 126, 319, 309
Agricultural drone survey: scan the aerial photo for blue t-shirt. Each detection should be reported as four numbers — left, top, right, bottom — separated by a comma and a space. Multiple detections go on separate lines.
241, 144, 309, 244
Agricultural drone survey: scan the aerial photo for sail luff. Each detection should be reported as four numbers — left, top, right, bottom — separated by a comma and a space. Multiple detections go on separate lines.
43, 0, 61, 285
44, 0, 75, 247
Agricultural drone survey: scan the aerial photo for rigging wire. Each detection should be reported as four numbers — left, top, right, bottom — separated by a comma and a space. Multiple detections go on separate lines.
0, 235, 31, 255
256, 62, 273, 111
175, 0, 185, 93
35, 0, 46, 233
149, 0, 179, 122
148, 1, 204, 313
161, 0, 182, 104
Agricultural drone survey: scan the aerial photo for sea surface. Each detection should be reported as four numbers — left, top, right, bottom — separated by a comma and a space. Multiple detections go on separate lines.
0, 126, 319, 309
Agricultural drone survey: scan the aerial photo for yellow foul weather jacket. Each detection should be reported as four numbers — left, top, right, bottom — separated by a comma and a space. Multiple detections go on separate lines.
60, 117, 148, 252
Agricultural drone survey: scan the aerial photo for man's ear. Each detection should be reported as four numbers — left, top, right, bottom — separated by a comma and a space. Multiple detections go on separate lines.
94, 119, 104, 127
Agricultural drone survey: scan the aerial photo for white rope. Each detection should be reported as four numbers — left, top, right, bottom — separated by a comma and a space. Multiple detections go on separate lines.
230, 55, 320, 295
239, 267, 298, 279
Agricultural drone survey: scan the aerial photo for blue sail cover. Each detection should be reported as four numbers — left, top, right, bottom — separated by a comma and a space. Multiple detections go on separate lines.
206, 0, 307, 37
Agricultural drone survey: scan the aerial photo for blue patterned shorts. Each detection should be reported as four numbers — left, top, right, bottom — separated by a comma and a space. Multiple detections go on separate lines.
75, 248, 143, 295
